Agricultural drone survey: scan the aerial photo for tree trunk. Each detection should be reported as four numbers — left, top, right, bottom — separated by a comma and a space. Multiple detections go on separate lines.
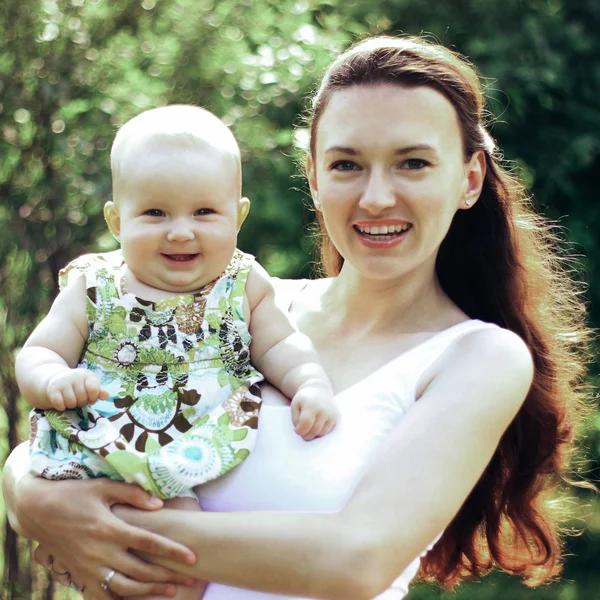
2, 369, 21, 599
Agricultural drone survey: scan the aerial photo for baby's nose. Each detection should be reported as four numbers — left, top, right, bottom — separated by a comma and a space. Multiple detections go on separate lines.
166, 219, 195, 241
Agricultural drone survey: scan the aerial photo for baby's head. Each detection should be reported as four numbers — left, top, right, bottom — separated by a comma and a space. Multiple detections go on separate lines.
104, 105, 250, 294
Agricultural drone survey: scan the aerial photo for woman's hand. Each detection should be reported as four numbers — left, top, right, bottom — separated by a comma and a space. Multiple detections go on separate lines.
33, 546, 73, 588
35, 543, 186, 599
17, 473, 197, 598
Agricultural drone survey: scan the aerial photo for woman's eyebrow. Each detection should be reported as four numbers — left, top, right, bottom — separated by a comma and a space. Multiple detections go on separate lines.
324, 144, 438, 155
395, 144, 437, 155
324, 146, 360, 155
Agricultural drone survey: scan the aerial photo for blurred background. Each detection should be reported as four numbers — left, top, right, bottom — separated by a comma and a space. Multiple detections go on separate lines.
0, 0, 599, 598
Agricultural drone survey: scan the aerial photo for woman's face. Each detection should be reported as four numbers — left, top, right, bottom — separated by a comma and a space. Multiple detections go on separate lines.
307, 83, 484, 282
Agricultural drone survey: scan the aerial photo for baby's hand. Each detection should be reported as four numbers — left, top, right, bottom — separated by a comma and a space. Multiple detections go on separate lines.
46, 369, 109, 411
291, 387, 339, 441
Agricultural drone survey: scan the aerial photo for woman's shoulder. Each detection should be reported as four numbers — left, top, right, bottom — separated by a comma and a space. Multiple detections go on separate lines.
439, 324, 534, 398
455, 324, 532, 366
411, 323, 535, 431
271, 277, 331, 311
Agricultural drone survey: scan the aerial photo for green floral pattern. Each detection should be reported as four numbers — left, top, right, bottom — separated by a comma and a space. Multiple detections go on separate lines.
29, 249, 263, 499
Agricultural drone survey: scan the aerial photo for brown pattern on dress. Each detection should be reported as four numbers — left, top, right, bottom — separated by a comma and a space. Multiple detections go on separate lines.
110, 385, 202, 452
41, 462, 92, 480
222, 384, 261, 429
173, 276, 218, 335
174, 300, 206, 335
29, 412, 38, 445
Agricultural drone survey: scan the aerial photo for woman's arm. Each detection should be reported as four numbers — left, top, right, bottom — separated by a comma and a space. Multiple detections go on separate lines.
115, 327, 534, 600
1, 443, 197, 598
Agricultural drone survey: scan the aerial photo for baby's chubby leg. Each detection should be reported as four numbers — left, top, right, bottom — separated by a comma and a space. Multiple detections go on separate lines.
139, 496, 207, 600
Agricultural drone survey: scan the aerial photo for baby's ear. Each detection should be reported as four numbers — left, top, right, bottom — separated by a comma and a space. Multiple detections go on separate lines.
103, 201, 121, 241
237, 197, 250, 230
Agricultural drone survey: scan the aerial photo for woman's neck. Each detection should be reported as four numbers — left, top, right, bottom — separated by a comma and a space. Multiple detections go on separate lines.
323, 263, 462, 336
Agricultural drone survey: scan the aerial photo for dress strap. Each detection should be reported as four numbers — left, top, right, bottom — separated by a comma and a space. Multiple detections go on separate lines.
58, 250, 123, 291
227, 249, 255, 305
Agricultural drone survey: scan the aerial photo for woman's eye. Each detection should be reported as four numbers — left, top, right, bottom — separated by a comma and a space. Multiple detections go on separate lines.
195, 208, 214, 216
330, 160, 358, 172
402, 158, 429, 170
145, 209, 164, 217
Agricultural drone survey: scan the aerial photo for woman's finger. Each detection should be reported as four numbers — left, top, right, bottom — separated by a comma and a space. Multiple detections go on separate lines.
33, 544, 53, 571
108, 571, 178, 598
101, 480, 164, 511
83, 572, 118, 600
111, 549, 195, 585
51, 558, 71, 577
33, 545, 72, 587
68, 576, 86, 596
121, 521, 196, 564
82, 587, 102, 600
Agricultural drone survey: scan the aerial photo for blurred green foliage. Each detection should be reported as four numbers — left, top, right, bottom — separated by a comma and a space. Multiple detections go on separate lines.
0, 0, 599, 598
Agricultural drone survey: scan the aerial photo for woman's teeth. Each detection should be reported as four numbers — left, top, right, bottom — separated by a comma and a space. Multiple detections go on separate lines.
356, 224, 411, 235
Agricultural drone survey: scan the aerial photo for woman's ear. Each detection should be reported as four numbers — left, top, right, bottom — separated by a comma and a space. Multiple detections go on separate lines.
237, 197, 251, 230
306, 155, 320, 211
461, 150, 486, 210
103, 201, 121, 241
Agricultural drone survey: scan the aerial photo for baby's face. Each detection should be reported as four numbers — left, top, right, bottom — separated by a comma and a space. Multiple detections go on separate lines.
114, 145, 243, 294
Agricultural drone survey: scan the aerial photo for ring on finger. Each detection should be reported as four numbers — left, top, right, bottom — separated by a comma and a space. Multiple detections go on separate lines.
101, 569, 117, 591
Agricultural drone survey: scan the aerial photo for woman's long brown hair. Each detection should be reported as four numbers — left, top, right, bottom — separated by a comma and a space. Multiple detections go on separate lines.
306, 36, 594, 588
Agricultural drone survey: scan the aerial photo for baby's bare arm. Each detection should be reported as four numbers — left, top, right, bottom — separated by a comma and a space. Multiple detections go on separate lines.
246, 264, 329, 397
246, 265, 337, 439
15, 275, 102, 410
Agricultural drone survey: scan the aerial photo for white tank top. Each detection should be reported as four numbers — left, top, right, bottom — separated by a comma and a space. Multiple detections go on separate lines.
197, 281, 498, 599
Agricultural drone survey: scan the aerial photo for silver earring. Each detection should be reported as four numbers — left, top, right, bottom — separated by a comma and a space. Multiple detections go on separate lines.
465, 198, 473, 206
313, 192, 321, 210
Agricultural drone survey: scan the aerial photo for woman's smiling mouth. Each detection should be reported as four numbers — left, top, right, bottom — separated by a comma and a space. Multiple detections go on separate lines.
353, 221, 412, 248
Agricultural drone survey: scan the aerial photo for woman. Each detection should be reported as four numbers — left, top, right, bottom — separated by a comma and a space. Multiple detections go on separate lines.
2, 36, 591, 599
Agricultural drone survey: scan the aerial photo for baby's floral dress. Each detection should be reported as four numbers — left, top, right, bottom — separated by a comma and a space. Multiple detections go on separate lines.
29, 249, 263, 499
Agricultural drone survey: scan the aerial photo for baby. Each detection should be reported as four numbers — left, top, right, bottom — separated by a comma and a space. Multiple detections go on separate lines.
17, 105, 338, 599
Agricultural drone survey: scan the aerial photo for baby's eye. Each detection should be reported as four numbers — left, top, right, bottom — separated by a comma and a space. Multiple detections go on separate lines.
330, 160, 359, 172
401, 158, 430, 170
145, 209, 164, 217
195, 208, 215, 216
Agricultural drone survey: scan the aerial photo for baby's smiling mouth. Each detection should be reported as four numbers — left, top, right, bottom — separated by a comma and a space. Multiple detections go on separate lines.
162, 254, 199, 262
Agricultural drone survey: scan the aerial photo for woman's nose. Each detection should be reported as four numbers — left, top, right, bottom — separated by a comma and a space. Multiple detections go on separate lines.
359, 170, 396, 214
166, 219, 195, 242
